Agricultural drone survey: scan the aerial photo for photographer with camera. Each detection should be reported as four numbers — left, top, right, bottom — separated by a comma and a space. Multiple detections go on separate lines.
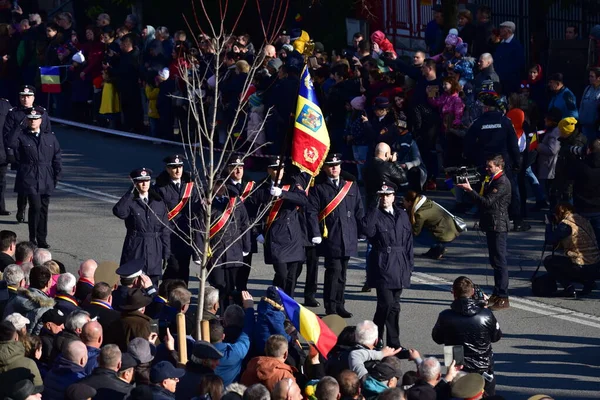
456, 154, 512, 311
432, 276, 502, 396
542, 203, 600, 297
364, 142, 408, 207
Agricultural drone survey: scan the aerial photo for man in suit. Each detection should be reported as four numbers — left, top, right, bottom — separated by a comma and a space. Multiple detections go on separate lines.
84, 282, 121, 333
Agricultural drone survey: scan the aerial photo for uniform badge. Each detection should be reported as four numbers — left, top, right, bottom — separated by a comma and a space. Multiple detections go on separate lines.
141, 170, 147, 177
174, 157, 180, 164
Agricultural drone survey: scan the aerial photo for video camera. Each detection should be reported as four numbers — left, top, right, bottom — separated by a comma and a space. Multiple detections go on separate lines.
445, 166, 481, 185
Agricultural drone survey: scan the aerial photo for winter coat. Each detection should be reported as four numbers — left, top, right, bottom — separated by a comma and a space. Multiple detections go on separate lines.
0, 99, 11, 165
410, 196, 459, 243
570, 152, 600, 214
10, 128, 62, 195
493, 37, 525, 94
51, 330, 81, 362
363, 113, 399, 146
453, 57, 475, 82
536, 126, 561, 179
152, 386, 176, 400
472, 65, 500, 94
464, 111, 521, 169
79, 367, 133, 400
361, 206, 414, 290
306, 177, 364, 258
113, 189, 171, 277
362, 376, 389, 400
2, 287, 55, 334
107, 311, 152, 352
43, 356, 87, 400
80, 40, 104, 81
548, 86, 578, 119
54, 291, 81, 316
553, 213, 600, 266
175, 362, 214, 400
467, 172, 511, 233
0, 340, 43, 388
554, 131, 587, 195
371, 31, 396, 57
214, 310, 254, 386
253, 300, 290, 357
84, 346, 101, 375
100, 81, 121, 114
432, 297, 502, 373
145, 85, 160, 119
362, 158, 407, 207
240, 356, 298, 391
428, 92, 465, 130
578, 84, 600, 127
391, 133, 426, 179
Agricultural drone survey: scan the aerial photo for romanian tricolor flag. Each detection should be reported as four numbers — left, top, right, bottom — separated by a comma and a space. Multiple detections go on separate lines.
529, 130, 544, 151
291, 66, 330, 176
40, 67, 61, 93
276, 288, 337, 358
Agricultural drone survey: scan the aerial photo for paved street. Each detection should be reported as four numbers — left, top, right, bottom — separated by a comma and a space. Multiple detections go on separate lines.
2, 124, 599, 399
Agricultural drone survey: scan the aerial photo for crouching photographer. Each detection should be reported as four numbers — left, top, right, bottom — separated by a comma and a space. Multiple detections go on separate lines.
432, 276, 502, 396
542, 203, 600, 297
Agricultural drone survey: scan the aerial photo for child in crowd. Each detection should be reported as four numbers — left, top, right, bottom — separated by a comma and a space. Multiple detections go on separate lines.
145, 73, 161, 138
99, 68, 120, 129
450, 42, 474, 86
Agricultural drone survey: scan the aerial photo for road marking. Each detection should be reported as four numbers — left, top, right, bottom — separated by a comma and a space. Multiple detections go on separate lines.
349, 256, 600, 329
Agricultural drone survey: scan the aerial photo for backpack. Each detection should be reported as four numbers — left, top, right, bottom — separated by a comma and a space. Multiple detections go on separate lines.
531, 273, 558, 297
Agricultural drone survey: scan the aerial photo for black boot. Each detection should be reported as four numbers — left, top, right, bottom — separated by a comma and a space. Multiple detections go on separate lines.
303, 295, 320, 307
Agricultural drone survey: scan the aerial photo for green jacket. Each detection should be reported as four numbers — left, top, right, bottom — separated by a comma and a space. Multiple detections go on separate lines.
0, 340, 43, 388
411, 196, 459, 243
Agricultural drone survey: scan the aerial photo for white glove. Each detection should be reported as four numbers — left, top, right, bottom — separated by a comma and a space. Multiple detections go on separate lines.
193, 260, 202, 265
270, 186, 283, 197
257, 234, 265, 244
311, 237, 322, 244
243, 252, 249, 256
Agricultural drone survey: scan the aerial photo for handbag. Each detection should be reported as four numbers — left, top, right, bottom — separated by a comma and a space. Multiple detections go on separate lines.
434, 201, 468, 232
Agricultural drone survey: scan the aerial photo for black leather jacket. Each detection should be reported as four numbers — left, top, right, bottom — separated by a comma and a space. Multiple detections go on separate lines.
468, 172, 511, 232
363, 158, 408, 207
432, 297, 502, 373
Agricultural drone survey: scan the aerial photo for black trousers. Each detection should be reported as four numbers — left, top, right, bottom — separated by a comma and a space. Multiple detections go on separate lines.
209, 266, 239, 310
273, 262, 300, 297
0, 164, 6, 212
163, 237, 193, 283
373, 288, 403, 348
27, 194, 50, 244
304, 246, 319, 298
236, 253, 253, 291
17, 192, 27, 214
324, 257, 349, 313
485, 231, 509, 297
544, 255, 598, 288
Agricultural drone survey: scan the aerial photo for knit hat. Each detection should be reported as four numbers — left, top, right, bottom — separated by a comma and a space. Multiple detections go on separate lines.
455, 42, 468, 56
5, 313, 30, 331
445, 33, 462, 47
558, 117, 577, 137
248, 93, 263, 108
477, 90, 502, 108
282, 44, 294, 52
158, 67, 170, 81
448, 28, 459, 36
72, 51, 85, 64
267, 58, 283, 71
350, 95, 366, 111
507, 108, 525, 138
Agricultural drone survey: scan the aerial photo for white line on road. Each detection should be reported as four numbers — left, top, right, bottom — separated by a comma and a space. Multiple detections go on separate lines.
349, 256, 600, 330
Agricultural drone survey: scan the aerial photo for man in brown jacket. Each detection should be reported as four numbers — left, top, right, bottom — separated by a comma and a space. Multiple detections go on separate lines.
241, 334, 297, 391
107, 288, 153, 351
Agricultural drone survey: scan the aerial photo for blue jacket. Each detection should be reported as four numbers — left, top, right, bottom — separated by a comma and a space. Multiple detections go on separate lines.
548, 86, 579, 119
493, 38, 525, 94
84, 346, 101, 375
214, 307, 255, 386
152, 385, 176, 400
362, 375, 389, 400
253, 301, 290, 356
43, 357, 87, 400
464, 111, 521, 169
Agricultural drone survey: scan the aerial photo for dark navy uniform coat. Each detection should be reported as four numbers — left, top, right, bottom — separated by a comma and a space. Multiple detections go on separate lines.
226, 177, 259, 253
113, 190, 171, 277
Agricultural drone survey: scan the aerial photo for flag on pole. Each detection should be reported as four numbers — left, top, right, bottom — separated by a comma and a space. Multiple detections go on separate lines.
276, 288, 337, 358
40, 67, 61, 93
291, 66, 330, 176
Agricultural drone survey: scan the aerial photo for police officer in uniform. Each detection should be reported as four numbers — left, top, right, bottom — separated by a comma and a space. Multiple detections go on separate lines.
362, 181, 414, 348
254, 156, 308, 297
154, 154, 197, 283
0, 97, 12, 215
3, 86, 52, 223
113, 168, 171, 286
225, 157, 257, 291
194, 179, 250, 310
9, 107, 61, 248
307, 153, 364, 317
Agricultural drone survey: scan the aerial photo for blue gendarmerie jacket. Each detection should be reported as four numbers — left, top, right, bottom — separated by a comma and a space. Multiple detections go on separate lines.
43, 356, 87, 400
464, 111, 521, 169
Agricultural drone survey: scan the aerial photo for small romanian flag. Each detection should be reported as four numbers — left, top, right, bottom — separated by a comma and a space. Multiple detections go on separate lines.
276, 288, 337, 358
40, 67, 61, 93
529, 130, 544, 151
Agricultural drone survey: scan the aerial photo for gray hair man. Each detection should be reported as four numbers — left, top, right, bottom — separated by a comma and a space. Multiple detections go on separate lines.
32, 248, 51, 267
348, 320, 402, 379
55, 273, 80, 315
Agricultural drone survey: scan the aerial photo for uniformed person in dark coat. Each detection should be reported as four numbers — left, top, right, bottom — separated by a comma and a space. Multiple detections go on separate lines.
307, 153, 364, 318
252, 157, 308, 297
194, 179, 251, 310
457, 154, 512, 311
362, 181, 414, 348
0, 97, 12, 216
3, 86, 52, 223
113, 168, 171, 285
225, 157, 257, 291
154, 155, 197, 284
9, 106, 61, 248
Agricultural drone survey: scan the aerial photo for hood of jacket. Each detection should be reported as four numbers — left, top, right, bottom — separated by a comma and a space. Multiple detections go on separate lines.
155, 170, 193, 187
0, 340, 25, 368
251, 357, 295, 381
363, 376, 389, 395
51, 355, 86, 375
15, 287, 55, 311
450, 297, 482, 317
370, 31, 386, 45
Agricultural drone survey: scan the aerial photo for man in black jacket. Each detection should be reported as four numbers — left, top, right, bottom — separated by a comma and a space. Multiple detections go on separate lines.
457, 155, 512, 310
432, 276, 502, 395
571, 139, 600, 249
79, 344, 136, 399
363, 143, 407, 208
